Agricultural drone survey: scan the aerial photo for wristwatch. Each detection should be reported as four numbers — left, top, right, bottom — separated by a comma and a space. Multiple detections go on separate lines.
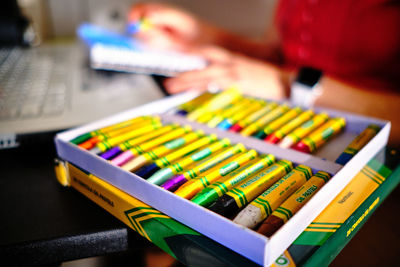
290, 67, 322, 108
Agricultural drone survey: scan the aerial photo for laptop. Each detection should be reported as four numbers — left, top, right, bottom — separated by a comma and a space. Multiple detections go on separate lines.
0, 41, 165, 149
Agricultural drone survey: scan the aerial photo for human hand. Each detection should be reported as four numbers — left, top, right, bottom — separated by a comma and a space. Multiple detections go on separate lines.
163, 46, 289, 100
128, 3, 213, 51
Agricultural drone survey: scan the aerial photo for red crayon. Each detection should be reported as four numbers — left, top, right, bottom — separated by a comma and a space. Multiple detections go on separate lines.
229, 124, 243, 133
264, 134, 281, 144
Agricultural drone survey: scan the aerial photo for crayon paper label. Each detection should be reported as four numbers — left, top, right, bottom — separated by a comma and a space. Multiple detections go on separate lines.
228, 160, 293, 208
164, 138, 186, 149
191, 148, 212, 161
253, 167, 311, 218
220, 162, 240, 176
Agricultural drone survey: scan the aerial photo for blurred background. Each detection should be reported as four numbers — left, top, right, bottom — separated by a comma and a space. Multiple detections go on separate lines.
18, 0, 276, 43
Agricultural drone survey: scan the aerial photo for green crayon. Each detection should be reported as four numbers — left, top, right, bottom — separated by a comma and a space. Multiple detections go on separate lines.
146, 138, 231, 185
208, 160, 293, 218
191, 154, 276, 207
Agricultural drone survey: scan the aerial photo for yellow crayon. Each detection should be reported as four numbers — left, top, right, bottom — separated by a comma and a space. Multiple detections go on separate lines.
139, 17, 153, 31
99, 124, 181, 160
146, 138, 232, 185
216, 99, 266, 130
175, 149, 258, 199
265, 110, 314, 144
71, 115, 157, 144
226, 99, 265, 125
178, 92, 214, 113
93, 121, 163, 153
278, 112, 330, 148
231, 102, 278, 132
117, 124, 180, 151
233, 165, 312, 229
196, 105, 233, 124
181, 143, 246, 180
121, 130, 204, 172
77, 117, 160, 149
255, 107, 303, 139
206, 98, 253, 127
226, 160, 293, 208
154, 134, 219, 169
187, 87, 242, 121
130, 125, 192, 155
271, 171, 330, 222
240, 104, 290, 136
162, 153, 246, 191
293, 117, 346, 153
335, 124, 381, 165
191, 154, 276, 207
257, 171, 331, 236
81, 118, 159, 144
110, 125, 192, 166
170, 139, 232, 174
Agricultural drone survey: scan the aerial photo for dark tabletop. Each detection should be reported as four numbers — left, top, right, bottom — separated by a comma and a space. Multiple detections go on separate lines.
0, 140, 154, 266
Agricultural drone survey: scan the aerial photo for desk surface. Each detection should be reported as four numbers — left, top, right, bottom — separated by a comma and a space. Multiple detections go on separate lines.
0, 141, 399, 266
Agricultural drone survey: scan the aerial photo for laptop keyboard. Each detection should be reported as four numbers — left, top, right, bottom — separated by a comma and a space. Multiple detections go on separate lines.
0, 47, 67, 120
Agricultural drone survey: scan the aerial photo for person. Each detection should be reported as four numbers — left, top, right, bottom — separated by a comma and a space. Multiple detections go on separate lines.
128, 1, 400, 146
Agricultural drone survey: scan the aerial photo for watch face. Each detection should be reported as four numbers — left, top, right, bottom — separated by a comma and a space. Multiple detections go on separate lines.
296, 67, 322, 87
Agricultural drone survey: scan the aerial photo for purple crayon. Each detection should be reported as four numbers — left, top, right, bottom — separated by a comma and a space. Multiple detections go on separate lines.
100, 147, 122, 160
161, 175, 188, 192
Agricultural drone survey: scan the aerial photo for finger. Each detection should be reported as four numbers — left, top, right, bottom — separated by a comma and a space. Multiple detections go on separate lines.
164, 66, 231, 93
128, 3, 165, 22
188, 45, 235, 64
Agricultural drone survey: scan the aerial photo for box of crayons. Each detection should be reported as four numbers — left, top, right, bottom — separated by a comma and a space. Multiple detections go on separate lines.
54, 88, 390, 266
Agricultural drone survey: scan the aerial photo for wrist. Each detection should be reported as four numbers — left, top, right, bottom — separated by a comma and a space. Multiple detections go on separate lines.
290, 67, 323, 107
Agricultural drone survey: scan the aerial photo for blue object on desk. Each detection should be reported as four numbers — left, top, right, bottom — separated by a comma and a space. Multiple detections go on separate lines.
77, 22, 142, 50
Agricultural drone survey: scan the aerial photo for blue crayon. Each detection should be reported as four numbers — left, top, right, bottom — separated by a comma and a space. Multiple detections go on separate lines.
176, 110, 188, 116
126, 22, 141, 34
135, 163, 160, 179
217, 119, 234, 130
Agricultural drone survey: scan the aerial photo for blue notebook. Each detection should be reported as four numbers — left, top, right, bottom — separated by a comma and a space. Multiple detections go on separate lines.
77, 23, 207, 77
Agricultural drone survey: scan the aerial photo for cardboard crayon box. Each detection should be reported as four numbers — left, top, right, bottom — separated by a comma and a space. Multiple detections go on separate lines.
54, 91, 390, 266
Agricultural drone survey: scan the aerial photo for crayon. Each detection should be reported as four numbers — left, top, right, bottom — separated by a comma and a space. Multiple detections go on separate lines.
99, 124, 178, 160
278, 112, 330, 149
163, 153, 247, 192
195, 105, 231, 124
335, 124, 380, 165
89, 121, 163, 154
126, 17, 153, 34
253, 107, 303, 139
265, 110, 314, 144
121, 130, 204, 172
293, 117, 346, 153
257, 171, 331, 237
174, 150, 258, 200
176, 92, 214, 115
217, 100, 265, 130
191, 154, 276, 207
78, 118, 160, 150
146, 138, 231, 185
70, 116, 157, 145
187, 87, 241, 121
110, 125, 192, 166
208, 160, 293, 218
240, 104, 290, 137
161, 143, 247, 191
229, 103, 278, 133
233, 165, 312, 229
206, 98, 252, 128
135, 134, 219, 178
